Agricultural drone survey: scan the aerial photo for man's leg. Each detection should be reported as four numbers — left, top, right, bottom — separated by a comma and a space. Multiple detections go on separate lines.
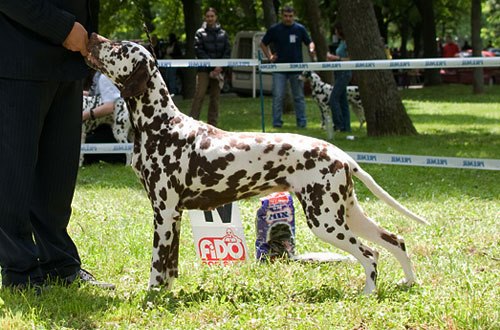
330, 71, 350, 131
289, 73, 307, 128
339, 89, 351, 132
0, 79, 50, 287
333, 71, 352, 132
31, 80, 83, 279
189, 72, 209, 120
271, 73, 286, 128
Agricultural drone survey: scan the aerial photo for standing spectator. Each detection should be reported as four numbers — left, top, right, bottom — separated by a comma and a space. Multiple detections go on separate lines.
260, 5, 315, 128
0, 1, 114, 290
327, 23, 352, 132
150, 34, 165, 59
165, 33, 183, 95
442, 35, 460, 57
189, 7, 231, 127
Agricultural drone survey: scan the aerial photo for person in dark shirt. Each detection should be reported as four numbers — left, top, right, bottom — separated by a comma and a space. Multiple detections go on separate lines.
189, 7, 231, 127
0, 1, 114, 291
260, 5, 315, 128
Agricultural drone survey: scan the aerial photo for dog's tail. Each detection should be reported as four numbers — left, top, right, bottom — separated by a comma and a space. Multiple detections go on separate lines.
350, 161, 429, 225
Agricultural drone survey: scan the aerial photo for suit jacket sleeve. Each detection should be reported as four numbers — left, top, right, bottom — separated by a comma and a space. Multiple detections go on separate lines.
0, 0, 75, 45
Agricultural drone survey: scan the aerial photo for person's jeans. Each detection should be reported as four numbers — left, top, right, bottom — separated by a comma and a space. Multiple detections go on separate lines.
271, 72, 307, 128
166, 68, 177, 94
329, 70, 353, 132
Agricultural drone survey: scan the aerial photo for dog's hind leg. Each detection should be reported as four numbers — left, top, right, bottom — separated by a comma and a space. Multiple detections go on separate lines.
350, 103, 366, 129
297, 193, 379, 294
148, 207, 182, 290
346, 201, 416, 286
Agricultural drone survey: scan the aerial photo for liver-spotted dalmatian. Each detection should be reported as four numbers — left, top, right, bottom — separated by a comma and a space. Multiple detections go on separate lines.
86, 33, 428, 295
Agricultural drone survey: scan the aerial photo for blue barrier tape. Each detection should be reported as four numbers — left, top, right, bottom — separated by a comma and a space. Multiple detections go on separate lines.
80, 144, 499, 171
157, 57, 500, 71
157, 59, 258, 68
259, 57, 500, 72
347, 152, 499, 171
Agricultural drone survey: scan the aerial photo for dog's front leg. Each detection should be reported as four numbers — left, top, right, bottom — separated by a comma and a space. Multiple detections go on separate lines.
148, 207, 182, 290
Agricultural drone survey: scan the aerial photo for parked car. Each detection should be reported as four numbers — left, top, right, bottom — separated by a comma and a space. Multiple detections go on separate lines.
440, 49, 500, 84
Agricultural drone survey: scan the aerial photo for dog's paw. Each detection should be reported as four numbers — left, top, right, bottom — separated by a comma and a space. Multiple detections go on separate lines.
397, 278, 416, 287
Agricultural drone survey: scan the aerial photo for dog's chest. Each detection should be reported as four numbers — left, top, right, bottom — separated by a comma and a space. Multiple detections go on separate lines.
312, 81, 333, 104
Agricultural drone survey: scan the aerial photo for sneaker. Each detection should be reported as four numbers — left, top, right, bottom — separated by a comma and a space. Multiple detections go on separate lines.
62, 269, 115, 290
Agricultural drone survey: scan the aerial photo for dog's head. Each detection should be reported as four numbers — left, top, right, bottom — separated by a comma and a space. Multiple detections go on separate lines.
301, 70, 321, 83
86, 33, 155, 98
301, 70, 312, 79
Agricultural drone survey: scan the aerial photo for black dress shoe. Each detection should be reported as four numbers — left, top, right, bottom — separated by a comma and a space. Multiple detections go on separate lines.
2, 281, 47, 295
62, 269, 115, 290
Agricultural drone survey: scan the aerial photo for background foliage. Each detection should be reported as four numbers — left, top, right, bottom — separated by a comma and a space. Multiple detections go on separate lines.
98, 0, 500, 51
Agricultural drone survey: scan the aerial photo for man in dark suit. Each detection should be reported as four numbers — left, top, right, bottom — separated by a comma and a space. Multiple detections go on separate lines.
0, 1, 113, 290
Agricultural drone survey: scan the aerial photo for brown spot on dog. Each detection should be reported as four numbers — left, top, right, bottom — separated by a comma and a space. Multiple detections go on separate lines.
263, 144, 275, 153
381, 233, 399, 246
278, 143, 292, 156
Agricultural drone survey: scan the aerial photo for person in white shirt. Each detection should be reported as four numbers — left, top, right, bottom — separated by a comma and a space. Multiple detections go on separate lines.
82, 72, 121, 121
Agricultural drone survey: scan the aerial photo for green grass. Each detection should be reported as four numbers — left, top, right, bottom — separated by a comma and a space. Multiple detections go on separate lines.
1, 84, 499, 329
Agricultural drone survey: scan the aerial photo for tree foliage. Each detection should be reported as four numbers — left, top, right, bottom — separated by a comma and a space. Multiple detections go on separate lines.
94, 1, 498, 134
98, 0, 499, 51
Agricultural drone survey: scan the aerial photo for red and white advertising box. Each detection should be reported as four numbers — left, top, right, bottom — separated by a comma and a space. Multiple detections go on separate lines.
189, 203, 249, 265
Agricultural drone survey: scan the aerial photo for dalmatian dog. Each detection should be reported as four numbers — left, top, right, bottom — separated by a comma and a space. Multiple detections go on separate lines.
86, 34, 428, 295
302, 71, 366, 136
80, 95, 132, 165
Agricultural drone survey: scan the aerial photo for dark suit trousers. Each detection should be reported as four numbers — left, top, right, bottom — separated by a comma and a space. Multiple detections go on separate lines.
0, 78, 83, 286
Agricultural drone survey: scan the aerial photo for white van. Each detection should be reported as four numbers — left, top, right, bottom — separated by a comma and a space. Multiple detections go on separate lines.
230, 31, 312, 97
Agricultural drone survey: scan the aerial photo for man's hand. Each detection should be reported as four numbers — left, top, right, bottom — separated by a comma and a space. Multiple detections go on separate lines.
63, 22, 89, 57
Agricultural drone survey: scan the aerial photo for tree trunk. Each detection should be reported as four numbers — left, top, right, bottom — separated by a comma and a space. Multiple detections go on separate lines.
338, 0, 417, 136
299, 0, 329, 83
373, 4, 389, 43
398, 12, 410, 58
412, 20, 423, 58
239, 0, 258, 29
180, 0, 202, 99
415, 0, 441, 86
471, 0, 484, 93
262, 0, 277, 29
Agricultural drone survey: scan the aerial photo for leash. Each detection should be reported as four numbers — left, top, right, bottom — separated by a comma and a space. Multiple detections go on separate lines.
141, 16, 159, 69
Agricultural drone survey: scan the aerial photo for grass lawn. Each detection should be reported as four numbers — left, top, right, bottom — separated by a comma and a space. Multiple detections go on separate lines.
1, 84, 499, 329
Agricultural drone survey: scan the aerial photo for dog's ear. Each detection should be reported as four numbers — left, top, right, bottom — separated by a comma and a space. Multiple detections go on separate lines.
120, 61, 150, 98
